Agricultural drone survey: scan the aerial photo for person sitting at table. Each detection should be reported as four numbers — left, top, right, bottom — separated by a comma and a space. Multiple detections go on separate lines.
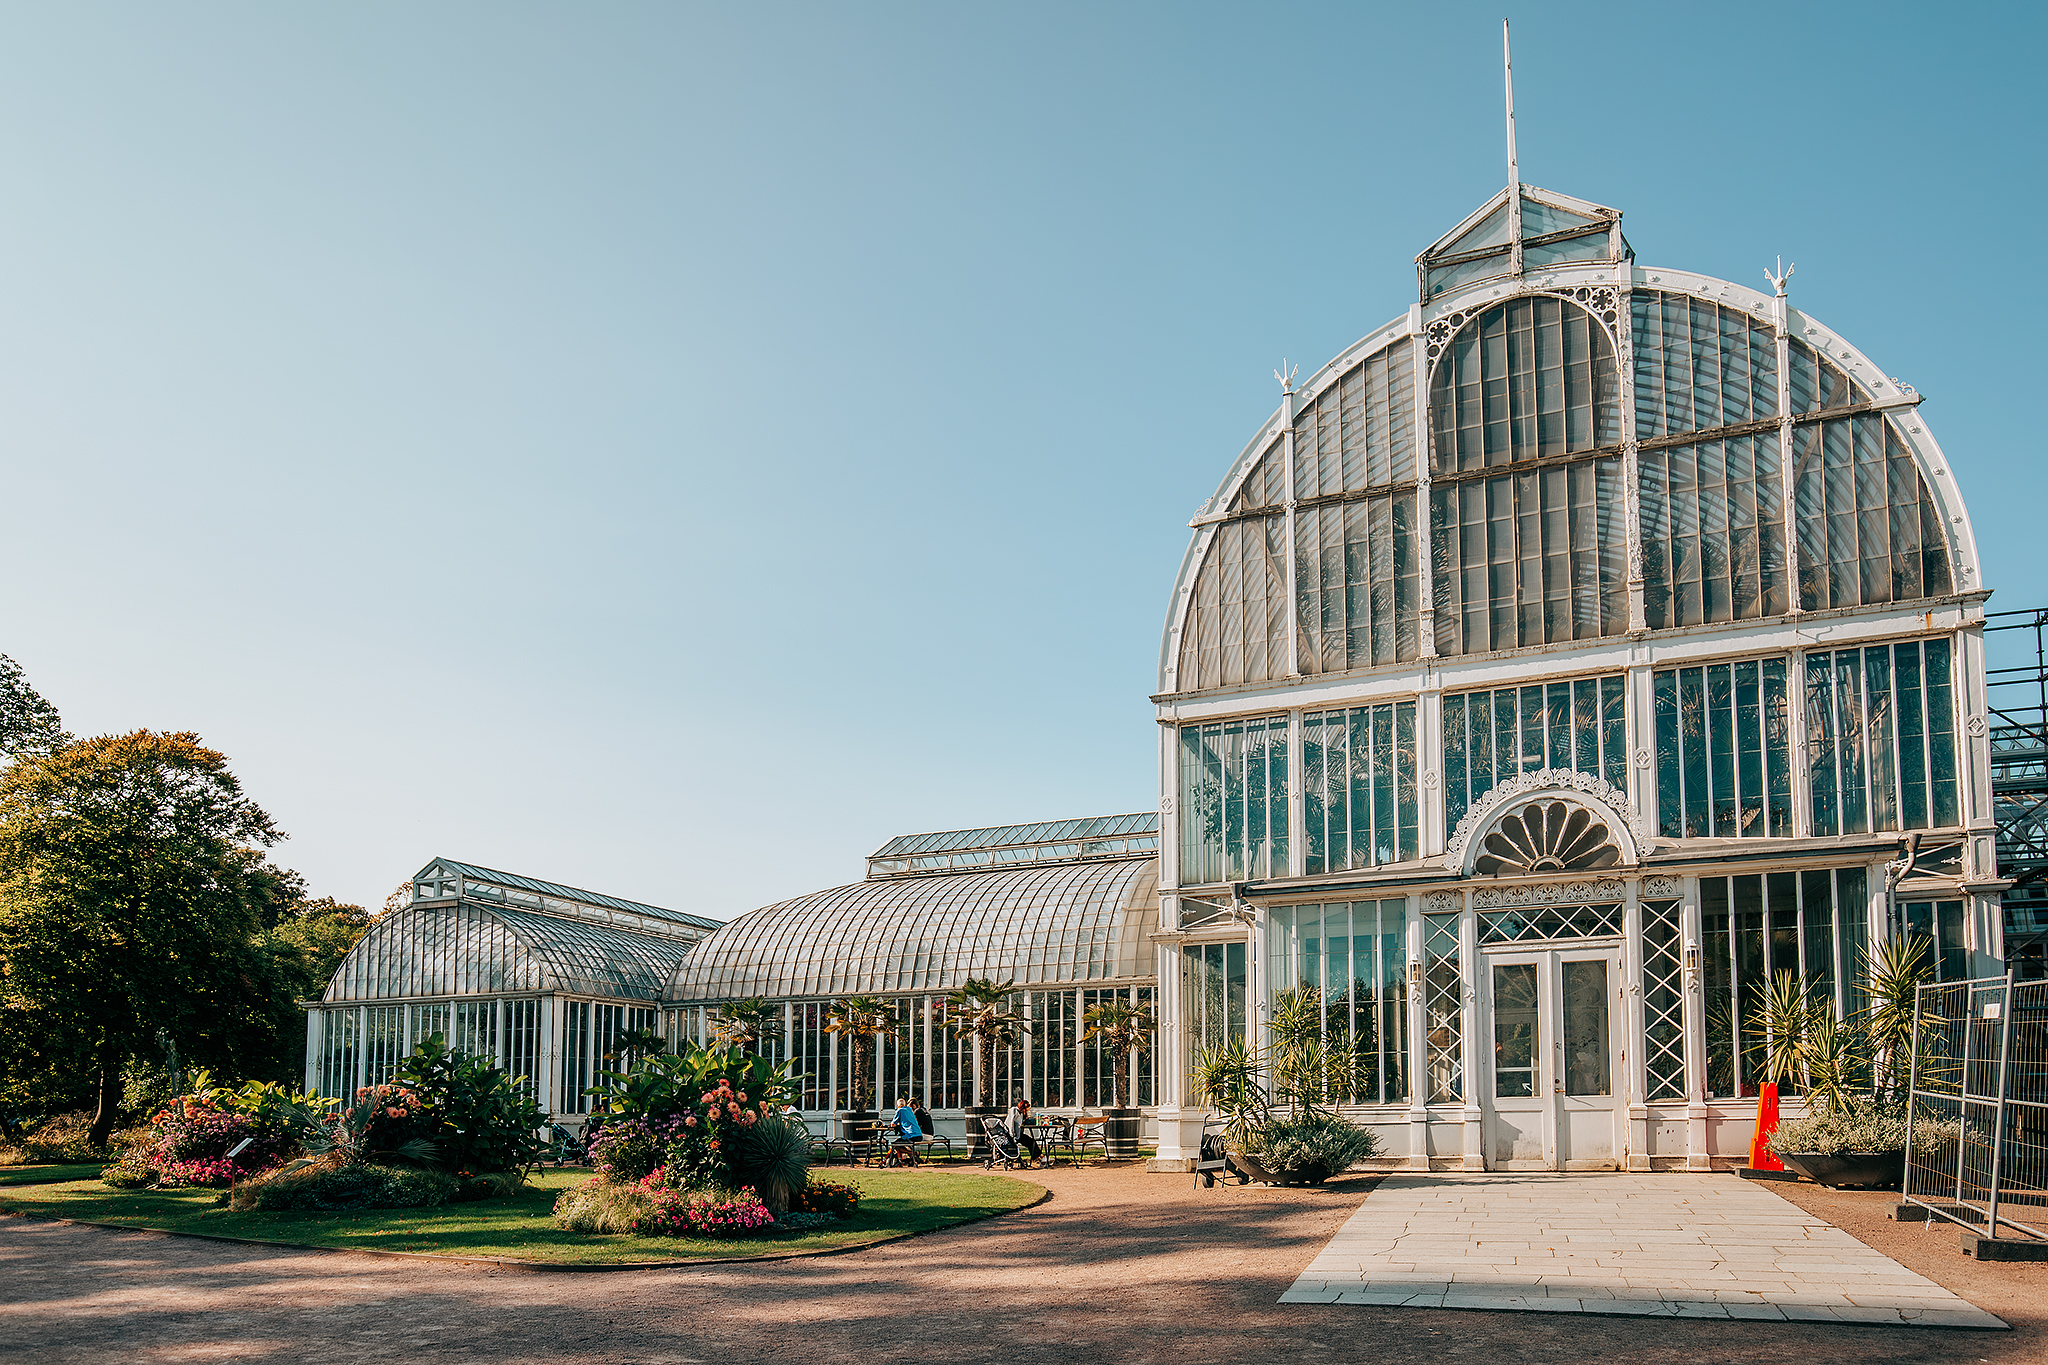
1007, 1097, 1042, 1167
912, 1096, 937, 1147
888, 1095, 923, 1165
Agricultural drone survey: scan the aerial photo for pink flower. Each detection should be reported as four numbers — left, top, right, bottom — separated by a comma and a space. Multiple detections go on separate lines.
735, 1091, 746, 1102
684, 1116, 697, 1127
387, 1108, 404, 1119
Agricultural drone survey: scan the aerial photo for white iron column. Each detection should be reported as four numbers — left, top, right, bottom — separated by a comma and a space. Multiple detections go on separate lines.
1459, 896, 1484, 1171
1681, 883, 1710, 1171
1623, 880, 1651, 1171
1406, 905, 1429, 1169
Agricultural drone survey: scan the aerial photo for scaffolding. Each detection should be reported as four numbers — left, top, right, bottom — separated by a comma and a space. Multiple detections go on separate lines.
1988, 608, 2048, 977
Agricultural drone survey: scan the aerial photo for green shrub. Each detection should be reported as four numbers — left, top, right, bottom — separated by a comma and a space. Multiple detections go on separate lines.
552, 1178, 654, 1234
1252, 1113, 1381, 1174
1768, 1098, 1959, 1156
394, 1035, 548, 1175
99, 1159, 155, 1189
250, 1162, 458, 1211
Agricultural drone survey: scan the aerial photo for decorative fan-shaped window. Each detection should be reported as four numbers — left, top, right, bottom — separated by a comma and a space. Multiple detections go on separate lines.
1475, 800, 1622, 877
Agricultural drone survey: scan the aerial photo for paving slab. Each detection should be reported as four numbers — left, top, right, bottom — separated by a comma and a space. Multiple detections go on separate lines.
1279, 1172, 2007, 1329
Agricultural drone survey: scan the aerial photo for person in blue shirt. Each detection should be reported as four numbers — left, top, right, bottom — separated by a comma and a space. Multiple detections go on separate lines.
887, 1096, 923, 1165
892, 1097, 923, 1141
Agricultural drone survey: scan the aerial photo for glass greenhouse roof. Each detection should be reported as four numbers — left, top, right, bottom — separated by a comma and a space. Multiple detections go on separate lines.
668, 854, 1159, 1002
324, 899, 696, 1003
411, 857, 722, 936
867, 813, 1158, 878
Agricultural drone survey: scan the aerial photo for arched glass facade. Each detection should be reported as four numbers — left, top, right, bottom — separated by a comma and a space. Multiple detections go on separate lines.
304, 859, 713, 1124
1154, 182, 1994, 1176
666, 820, 1161, 1119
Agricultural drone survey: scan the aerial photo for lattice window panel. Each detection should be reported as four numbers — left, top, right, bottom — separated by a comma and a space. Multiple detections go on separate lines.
1477, 901, 1625, 945
1641, 899, 1686, 1101
1423, 912, 1464, 1103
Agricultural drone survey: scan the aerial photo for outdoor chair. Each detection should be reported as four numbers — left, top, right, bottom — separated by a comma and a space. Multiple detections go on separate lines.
1068, 1115, 1109, 1162
1193, 1117, 1246, 1189
802, 1117, 857, 1167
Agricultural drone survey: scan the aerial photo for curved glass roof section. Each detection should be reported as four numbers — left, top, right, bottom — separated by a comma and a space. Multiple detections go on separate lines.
1162, 184, 1965, 695
324, 900, 694, 1003
667, 856, 1160, 1001
411, 857, 720, 937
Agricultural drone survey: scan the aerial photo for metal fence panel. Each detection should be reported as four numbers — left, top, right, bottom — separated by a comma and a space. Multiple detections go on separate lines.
1905, 974, 2048, 1242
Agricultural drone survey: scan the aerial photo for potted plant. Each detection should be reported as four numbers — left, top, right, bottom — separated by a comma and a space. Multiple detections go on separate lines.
1765, 934, 1934, 1188
824, 995, 891, 1149
712, 998, 783, 1056
1082, 998, 1154, 1158
946, 978, 1029, 1158
1191, 988, 1379, 1185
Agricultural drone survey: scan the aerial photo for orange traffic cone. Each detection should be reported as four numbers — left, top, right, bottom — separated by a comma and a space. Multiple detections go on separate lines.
1749, 1082, 1783, 1171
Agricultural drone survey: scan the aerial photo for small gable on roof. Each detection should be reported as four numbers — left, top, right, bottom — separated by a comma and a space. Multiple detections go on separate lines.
1416, 185, 1628, 301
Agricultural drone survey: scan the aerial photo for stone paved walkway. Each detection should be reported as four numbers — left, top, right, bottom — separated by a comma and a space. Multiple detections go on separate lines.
1280, 1172, 2006, 1328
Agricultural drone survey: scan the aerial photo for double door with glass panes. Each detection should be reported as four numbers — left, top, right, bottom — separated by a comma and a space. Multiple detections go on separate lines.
1485, 946, 1623, 1171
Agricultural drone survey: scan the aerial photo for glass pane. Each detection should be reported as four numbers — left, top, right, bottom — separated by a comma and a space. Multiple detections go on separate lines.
1562, 960, 1611, 1097
1493, 964, 1538, 1097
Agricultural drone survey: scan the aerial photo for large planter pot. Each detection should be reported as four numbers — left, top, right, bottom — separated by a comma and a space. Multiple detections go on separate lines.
1775, 1149, 1905, 1189
838, 1110, 877, 1152
1103, 1107, 1141, 1159
1226, 1148, 1332, 1187
964, 1105, 1000, 1159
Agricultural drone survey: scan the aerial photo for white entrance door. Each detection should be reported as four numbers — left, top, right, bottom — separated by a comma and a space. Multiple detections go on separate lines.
1483, 946, 1624, 1171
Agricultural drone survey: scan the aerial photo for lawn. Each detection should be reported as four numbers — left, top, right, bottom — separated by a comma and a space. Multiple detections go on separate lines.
0, 1166, 1045, 1264
0, 1163, 104, 1187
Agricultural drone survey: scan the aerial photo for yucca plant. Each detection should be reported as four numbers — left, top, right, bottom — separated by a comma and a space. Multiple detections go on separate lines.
1865, 933, 1935, 1102
1799, 1008, 1869, 1115
1190, 1038, 1268, 1151
1754, 970, 1815, 1091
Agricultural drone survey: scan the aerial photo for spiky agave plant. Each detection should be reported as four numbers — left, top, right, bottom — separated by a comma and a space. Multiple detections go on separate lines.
729, 1112, 811, 1215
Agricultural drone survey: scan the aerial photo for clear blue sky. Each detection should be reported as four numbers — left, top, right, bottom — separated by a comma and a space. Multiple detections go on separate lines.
2, 2, 2040, 921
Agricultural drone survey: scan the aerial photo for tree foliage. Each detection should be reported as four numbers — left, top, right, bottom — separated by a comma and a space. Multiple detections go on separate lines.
0, 731, 280, 1143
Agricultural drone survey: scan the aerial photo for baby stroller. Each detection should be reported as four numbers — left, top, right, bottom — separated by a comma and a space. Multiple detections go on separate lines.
982, 1120, 1028, 1170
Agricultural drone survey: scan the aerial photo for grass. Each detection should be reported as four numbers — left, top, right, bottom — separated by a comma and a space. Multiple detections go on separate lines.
0, 1167, 1045, 1264
0, 1163, 105, 1187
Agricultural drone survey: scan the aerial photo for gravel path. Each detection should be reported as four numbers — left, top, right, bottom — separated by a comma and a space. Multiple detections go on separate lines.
4, 1165, 2043, 1363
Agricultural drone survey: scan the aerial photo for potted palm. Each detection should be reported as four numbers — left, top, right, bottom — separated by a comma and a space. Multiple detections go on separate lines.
824, 995, 891, 1150
713, 998, 783, 1056
1191, 988, 1379, 1185
1082, 998, 1154, 1158
1765, 935, 1932, 1188
946, 978, 1029, 1158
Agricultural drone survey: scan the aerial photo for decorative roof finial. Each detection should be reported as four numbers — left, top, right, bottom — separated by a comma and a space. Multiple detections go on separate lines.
1274, 360, 1297, 395
1764, 256, 1795, 299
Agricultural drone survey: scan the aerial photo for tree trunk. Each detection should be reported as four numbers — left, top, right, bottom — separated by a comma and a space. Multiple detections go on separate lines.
87, 1049, 122, 1151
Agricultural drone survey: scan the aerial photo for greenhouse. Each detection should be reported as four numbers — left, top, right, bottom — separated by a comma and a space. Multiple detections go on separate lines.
303, 858, 722, 1123
665, 813, 1162, 1137
1148, 176, 1999, 1172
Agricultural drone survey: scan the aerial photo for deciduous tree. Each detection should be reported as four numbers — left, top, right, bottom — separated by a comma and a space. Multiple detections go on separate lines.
0, 731, 282, 1147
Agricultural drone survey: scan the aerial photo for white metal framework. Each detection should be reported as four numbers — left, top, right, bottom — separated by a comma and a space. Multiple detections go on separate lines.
1151, 181, 1998, 1175
304, 858, 716, 1124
